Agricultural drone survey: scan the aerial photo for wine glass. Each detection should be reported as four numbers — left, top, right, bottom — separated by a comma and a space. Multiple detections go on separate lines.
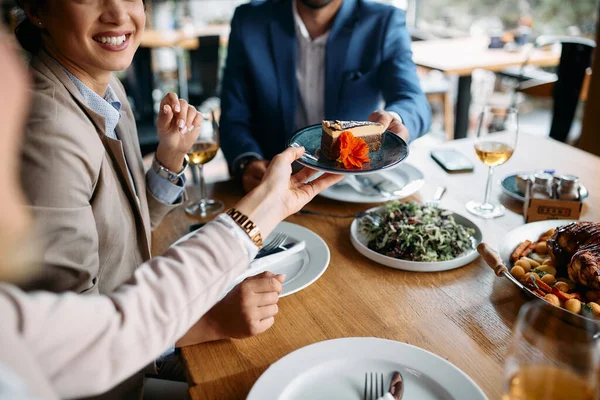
502, 301, 600, 400
185, 110, 224, 218
466, 106, 518, 219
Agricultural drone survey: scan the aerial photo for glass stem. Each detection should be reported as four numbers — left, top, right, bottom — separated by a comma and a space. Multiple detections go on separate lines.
483, 166, 495, 206
198, 164, 206, 206
190, 164, 206, 208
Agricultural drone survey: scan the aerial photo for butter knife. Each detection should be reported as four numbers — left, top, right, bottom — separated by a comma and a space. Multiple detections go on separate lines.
389, 371, 404, 400
255, 242, 295, 259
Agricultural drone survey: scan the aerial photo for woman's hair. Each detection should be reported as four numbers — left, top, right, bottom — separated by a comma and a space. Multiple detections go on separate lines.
14, 1, 44, 53
14, 0, 146, 53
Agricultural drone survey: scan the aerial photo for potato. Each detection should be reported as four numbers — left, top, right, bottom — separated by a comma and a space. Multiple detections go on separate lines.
522, 257, 541, 268
529, 253, 546, 264
588, 302, 600, 316
510, 266, 526, 280
544, 294, 560, 307
587, 291, 600, 302
541, 228, 556, 238
515, 259, 531, 271
536, 265, 557, 277
542, 259, 555, 267
522, 272, 533, 282
541, 274, 555, 285
554, 282, 570, 293
535, 241, 548, 255
565, 299, 582, 314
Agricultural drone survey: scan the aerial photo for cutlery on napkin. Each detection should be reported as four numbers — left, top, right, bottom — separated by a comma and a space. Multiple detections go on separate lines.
249, 240, 306, 272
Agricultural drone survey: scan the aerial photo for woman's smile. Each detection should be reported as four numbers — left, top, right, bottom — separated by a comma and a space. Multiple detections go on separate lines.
92, 31, 134, 52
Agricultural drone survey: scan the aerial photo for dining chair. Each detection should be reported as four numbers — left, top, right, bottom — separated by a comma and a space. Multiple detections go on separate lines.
513, 36, 596, 143
124, 46, 161, 157
188, 35, 221, 108
411, 32, 454, 140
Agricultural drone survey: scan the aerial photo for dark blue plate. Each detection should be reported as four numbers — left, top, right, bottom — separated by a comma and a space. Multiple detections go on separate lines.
501, 174, 589, 202
288, 124, 409, 175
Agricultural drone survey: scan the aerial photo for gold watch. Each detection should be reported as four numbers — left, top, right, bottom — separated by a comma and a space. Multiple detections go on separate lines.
225, 208, 263, 249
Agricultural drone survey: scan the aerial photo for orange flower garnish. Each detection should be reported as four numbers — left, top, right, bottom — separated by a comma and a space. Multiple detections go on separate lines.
336, 131, 370, 169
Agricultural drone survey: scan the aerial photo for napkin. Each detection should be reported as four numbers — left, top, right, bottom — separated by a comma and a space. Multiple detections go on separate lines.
248, 240, 306, 273
376, 170, 424, 197
376, 394, 395, 400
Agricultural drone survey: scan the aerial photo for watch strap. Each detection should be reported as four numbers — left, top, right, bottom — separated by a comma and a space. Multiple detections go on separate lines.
152, 156, 188, 183
225, 208, 263, 249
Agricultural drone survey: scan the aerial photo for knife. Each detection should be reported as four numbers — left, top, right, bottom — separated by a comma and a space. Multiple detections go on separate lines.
389, 371, 404, 400
255, 242, 295, 259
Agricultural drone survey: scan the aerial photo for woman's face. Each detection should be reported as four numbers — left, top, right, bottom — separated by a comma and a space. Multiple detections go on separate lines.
37, 0, 146, 75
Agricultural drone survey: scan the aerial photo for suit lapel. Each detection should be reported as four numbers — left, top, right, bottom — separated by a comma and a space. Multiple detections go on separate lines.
112, 79, 152, 259
270, 0, 297, 137
325, 0, 358, 118
36, 51, 108, 134
36, 52, 152, 259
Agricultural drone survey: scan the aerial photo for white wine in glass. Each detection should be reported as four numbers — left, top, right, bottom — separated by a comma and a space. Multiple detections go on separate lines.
466, 107, 518, 219
502, 301, 600, 400
185, 111, 224, 218
187, 141, 219, 166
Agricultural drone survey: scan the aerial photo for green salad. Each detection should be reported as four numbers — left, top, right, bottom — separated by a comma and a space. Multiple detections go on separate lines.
358, 201, 475, 262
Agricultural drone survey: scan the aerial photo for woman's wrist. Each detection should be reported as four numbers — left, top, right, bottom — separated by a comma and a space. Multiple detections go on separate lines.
155, 145, 185, 173
175, 312, 225, 347
234, 185, 284, 240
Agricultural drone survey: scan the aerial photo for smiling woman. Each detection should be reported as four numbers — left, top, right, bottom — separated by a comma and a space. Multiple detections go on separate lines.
15, 0, 146, 92
11, 0, 287, 398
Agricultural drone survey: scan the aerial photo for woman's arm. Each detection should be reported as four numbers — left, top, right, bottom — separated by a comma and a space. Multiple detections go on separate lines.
1, 217, 251, 399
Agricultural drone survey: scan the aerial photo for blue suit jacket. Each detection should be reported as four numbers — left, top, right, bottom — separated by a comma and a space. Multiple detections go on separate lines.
220, 0, 431, 170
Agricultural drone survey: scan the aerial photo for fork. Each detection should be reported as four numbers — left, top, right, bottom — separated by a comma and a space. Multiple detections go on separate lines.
259, 233, 288, 254
424, 186, 447, 208
354, 176, 392, 198
364, 372, 385, 400
290, 142, 319, 162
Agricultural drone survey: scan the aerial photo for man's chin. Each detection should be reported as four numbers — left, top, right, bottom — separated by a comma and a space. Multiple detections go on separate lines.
298, 0, 335, 10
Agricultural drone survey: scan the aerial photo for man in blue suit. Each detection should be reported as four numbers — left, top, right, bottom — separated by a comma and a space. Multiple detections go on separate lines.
220, 0, 431, 191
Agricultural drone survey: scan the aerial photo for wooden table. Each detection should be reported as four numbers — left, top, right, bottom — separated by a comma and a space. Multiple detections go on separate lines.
411, 37, 561, 139
152, 133, 600, 400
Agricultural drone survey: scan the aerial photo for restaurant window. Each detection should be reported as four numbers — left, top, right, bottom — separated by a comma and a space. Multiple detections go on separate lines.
415, 0, 598, 39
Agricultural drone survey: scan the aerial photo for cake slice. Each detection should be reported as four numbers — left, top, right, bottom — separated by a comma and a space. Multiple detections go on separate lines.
320, 120, 384, 160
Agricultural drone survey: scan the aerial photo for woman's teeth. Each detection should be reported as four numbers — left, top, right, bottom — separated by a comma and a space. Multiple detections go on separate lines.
93, 35, 127, 46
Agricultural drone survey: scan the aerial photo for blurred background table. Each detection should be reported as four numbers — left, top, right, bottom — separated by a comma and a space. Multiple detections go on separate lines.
412, 36, 561, 140
151, 132, 600, 400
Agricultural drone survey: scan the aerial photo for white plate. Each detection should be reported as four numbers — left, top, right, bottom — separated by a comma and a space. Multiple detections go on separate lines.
247, 337, 487, 400
350, 207, 482, 272
173, 222, 330, 297
497, 219, 578, 266
319, 163, 425, 203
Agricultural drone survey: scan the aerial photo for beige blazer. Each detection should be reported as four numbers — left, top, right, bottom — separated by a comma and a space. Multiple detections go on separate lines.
20, 51, 180, 295
0, 219, 252, 400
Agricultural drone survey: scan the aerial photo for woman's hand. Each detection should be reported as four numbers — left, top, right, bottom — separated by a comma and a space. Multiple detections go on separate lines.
176, 272, 284, 346
235, 146, 343, 237
155, 93, 202, 172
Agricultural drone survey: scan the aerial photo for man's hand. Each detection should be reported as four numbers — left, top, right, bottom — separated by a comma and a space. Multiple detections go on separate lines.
368, 110, 409, 141
242, 160, 270, 193
176, 272, 284, 346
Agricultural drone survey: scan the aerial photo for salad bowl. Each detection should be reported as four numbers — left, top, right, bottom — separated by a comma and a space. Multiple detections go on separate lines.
350, 203, 482, 272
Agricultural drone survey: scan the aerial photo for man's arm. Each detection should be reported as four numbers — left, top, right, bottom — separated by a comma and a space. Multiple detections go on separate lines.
379, 8, 432, 142
219, 7, 264, 174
